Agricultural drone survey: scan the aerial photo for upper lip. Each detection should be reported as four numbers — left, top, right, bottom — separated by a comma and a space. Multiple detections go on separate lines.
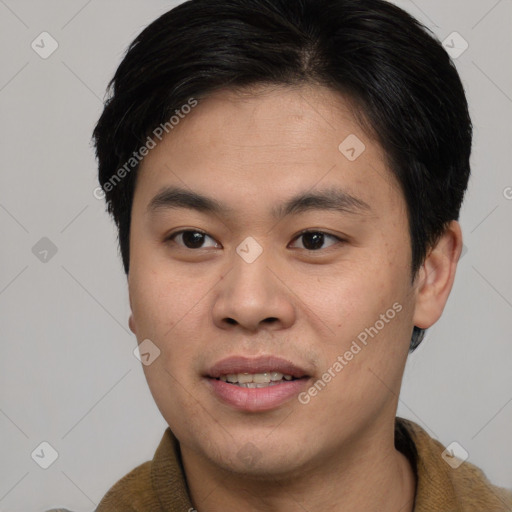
206, 355, 310, 379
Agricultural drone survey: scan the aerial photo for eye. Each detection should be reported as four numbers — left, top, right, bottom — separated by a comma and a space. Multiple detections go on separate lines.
289, 230, 343, 251
166, 229, 220, 249
166, 229, 344, 251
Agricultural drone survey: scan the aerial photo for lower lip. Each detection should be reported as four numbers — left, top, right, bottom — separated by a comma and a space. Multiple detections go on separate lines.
206, 378, 309, 412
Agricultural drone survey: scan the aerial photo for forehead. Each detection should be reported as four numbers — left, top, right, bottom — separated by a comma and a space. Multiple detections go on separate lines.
134, 84, 401, 217
151, 84, 376, 159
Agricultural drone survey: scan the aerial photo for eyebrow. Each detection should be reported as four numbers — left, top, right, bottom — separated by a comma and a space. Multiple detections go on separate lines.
146, 185, 371, 219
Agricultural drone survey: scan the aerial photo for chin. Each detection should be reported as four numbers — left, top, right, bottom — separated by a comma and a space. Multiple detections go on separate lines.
220, 450, 308, 480
192, 429, 313, 478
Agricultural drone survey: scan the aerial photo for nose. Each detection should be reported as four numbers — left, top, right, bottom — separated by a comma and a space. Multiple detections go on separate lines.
211, 245, 296, 332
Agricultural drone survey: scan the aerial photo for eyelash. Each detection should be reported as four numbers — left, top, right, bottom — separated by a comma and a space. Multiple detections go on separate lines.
165, 229, 345, 251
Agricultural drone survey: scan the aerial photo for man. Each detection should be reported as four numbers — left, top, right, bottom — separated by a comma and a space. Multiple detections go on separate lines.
79, 0, 512, 510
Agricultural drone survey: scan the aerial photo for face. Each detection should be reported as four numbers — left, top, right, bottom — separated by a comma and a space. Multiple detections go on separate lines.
128, 84, 420, 478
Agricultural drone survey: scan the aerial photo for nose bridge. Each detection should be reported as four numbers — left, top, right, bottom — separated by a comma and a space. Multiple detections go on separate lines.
212, 239, 294, 330
227, 241, 274, 298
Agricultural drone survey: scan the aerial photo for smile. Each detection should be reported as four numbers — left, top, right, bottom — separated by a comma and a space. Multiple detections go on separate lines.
217, 372, 296, 387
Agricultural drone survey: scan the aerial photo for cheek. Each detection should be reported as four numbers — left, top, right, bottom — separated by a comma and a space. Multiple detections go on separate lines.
130, 264, 202, 336
132, 269, 207, 420
129, 266, 210, 380
307, 255, 413, 376
308, 258, 402, 325
301, 281, 412, 423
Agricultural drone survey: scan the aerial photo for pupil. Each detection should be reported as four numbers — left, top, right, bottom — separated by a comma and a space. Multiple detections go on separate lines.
303, 232, 324, 250
183, 231, 205, 248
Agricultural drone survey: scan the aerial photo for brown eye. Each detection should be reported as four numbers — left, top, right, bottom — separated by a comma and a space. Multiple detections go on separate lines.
167, 230, 219, 249
290, 231, 342, 251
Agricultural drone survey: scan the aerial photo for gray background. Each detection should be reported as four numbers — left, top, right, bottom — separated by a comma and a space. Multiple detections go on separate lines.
0, 0, 511, 510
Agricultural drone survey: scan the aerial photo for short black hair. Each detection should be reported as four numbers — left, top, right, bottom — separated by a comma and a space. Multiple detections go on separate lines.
92, 0, 472, 352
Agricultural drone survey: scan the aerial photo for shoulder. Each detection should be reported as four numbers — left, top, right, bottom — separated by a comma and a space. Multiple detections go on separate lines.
449, 456, 512, 511
46, 460, 158, 512
94, 426, 192, 511
397, 417, 512, 511
44, 461, 154, 512
95, 460, 160, 512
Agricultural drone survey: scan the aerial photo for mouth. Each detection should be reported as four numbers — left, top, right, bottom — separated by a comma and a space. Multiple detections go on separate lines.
204, 355, 311, 411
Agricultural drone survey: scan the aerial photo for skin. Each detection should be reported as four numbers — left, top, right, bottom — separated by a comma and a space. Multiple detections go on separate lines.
127, 84, 463, 512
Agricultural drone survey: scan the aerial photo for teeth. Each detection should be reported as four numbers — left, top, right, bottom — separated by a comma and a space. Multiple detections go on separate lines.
238, 373, 253, 384
253, 372, 271, 384
219, 372, 294, 384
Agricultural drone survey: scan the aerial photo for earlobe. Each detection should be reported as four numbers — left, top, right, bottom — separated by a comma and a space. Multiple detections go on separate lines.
412, 221, 463, 329
127, 285, 137, 335
128, 313, 137, 334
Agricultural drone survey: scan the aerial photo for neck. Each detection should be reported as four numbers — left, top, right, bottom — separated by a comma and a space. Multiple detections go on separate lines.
180, 419, 416, 512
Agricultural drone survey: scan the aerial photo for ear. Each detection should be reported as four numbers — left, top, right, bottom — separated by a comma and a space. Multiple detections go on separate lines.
412, 220, 463, 329
129, 313, 137, 335
128, 290, 137, 335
